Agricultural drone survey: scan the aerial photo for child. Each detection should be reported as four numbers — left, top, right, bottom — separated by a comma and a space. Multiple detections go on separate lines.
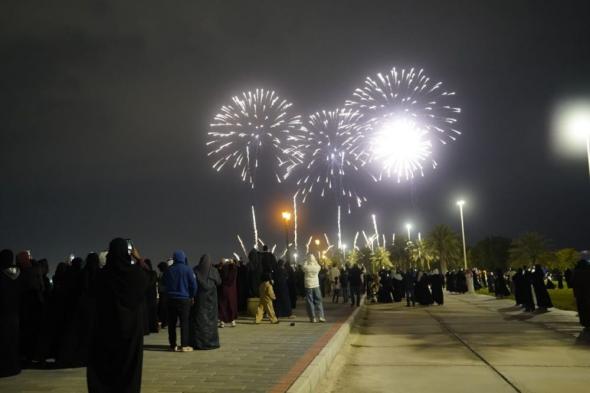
255, 273, 279, 324
332, 277, 341, 303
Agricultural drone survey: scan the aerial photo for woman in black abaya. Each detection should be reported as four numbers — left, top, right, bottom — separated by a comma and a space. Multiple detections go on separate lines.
57, 257, 85, 367
0, 249, 21, 378
532, 264, 553, 310
572, 259, 590, 329
190, 255, 221, 350
87, 238, 147, 393
430, 270, 444, 305
142, 259, 159, 334
273, 260, 293, 318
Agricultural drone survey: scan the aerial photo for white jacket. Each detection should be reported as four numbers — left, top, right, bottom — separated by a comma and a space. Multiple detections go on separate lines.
303, 255, 321, 288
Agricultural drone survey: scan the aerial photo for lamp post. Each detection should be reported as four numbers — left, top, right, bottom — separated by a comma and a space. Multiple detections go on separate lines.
281, 211, 291, 263
405, 223, 412, 242
456, 200, 468, 270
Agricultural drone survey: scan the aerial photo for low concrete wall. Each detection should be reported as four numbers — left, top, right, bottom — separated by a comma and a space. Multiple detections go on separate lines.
286, 302, 365, 393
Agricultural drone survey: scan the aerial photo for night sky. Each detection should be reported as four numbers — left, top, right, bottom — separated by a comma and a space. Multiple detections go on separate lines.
1, 1, 589, 267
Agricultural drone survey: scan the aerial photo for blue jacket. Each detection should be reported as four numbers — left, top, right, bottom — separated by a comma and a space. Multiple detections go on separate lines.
163, 250, 197, 300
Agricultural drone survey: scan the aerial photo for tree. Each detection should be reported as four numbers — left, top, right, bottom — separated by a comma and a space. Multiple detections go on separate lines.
471, 236, 511, 270
387, 235, 410, 271
551, 248, 580, 271
369, 247, 393, 274
424, 225, 461, 274
407, 240, 434, 271
509, 232, 549, 266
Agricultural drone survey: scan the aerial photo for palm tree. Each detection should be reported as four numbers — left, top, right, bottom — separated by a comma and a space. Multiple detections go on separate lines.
509, 232, 549, 266
369, 247, 393, 274
424, 224, 461, 274
406, 240, 434, 271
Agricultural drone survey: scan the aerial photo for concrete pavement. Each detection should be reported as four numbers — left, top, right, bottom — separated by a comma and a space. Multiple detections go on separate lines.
320, 294, 590, 393
0, 300, 355, 393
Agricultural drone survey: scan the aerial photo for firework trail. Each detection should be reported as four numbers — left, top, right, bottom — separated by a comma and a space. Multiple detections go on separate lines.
251, 205, 259, 249
324, 233, 331, 247
392, 233, 396, 246
293, 193, 299, 253
306, 236, 313, 255
346, 67, 460, 181
237, 235, 248, 258
372, 214, 380, 247
207, 88, 302, 188
353, 232, 359, 250
337, 205, 342, 249
289, 108, 368, 212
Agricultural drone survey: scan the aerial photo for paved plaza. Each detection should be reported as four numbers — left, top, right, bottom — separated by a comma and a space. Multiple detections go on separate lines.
0, 301, 354, 393
321, 294, 590, 393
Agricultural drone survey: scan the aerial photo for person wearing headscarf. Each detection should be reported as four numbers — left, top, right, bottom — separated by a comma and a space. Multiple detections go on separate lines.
218, 259, 238, 327
522, 266, 536, 312
286, 262, 298, 309
415, 271, 433, 306
16, 250, 44, 363
430, 269, 445, 305
164, 250, 197, 352
190, 255, 221, 350
57, 257, 85, 367
156, 262, 169, 328
0, 249, 21, 377
531, 264, 553, 310
273, 259, 293, 318
247, 249, 262, 298
572, 259, 590, 330
236, 259, 249, 313
141, 259, 159, 334
75, 253, 100, 366
87, 238, 148, 393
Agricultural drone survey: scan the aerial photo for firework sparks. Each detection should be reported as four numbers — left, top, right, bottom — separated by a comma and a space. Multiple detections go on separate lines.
237, 235, 248, 258
290, 108, 368, 212
207, 89, 302, 187
346, 67, 460, 181
353, 231, 359, 250
293, 193, 299, 252
372, 214, 380, 247
251, 205, 259, 249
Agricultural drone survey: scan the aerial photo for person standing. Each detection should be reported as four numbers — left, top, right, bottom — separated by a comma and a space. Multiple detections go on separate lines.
340, 265, 350, 304
0, 249, 21, 378
190, 255, 221, 350
403, 269, 416, 307
156, 262, 169, 328
532, 264, 553, 310
218, 259, 238, 327
87, 238, 147, 393
273, 260, 293, 318
303, 255, 325, 322
430, 269, 444, 305
349, 263, 363, 307
164, 250, 197, 352
572, 259, 590, 331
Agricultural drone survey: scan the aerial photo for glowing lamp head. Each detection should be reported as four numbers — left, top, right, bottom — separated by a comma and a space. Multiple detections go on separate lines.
341, 244, 347, 250
314, 239, 321, 246
456, 199, 466, 207
405, 223, 412, 230
281, 211, 292, 221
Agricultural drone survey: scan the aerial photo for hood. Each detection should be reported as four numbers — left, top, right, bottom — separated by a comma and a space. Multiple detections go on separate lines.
173, 250, 187, 265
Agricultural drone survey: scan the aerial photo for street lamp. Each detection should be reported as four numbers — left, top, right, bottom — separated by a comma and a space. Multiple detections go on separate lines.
456, 200, 467, 270
405, 223, 412, 241
281, 211, 291, 263
553, 99, 590, 178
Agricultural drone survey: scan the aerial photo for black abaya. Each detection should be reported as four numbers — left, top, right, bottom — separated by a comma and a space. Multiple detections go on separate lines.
532, 266, 553, 309
0, 250, 21, 378
87, 238, 148, 393
272, 262, 292, 317
190, 255, 221, 350
430, 274, 444, 305
572, 260, 590, 328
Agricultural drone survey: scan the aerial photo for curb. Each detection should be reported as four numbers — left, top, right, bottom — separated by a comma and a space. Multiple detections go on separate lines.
285, 301, 365, 393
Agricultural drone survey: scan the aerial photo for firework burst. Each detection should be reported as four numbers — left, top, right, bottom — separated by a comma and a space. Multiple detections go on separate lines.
290, 108, 368, 212
207, 89, 302, 187
346, 67, 460, 181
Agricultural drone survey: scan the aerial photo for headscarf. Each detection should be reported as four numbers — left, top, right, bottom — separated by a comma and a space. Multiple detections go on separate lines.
103, 238, 147, 309
196, 254, 212, 283
16, 251, 31, 269
83, 253, 101, 293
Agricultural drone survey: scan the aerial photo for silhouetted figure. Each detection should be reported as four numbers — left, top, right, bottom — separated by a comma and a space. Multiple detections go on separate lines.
273, 260, 292, 317
0, 249, 21, 378
572, 259, 590, 330
532, 264, 553, 310
218, 260, 238, 326
87, 238, 147, 393
430, 269, 444, 305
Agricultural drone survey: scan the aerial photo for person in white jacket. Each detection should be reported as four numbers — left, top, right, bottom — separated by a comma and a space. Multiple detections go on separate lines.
302, 255, 325, 323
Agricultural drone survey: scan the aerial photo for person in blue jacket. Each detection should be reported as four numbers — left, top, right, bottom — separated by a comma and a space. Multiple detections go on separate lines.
163, 250, 197, 352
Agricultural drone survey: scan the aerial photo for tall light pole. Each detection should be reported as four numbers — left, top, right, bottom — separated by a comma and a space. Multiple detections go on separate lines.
457, 200, 468, 270
405, 223, 412, 241
281, 211, 292, 263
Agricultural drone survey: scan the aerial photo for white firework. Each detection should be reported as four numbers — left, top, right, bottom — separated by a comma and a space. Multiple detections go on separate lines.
207, 88, 302, 188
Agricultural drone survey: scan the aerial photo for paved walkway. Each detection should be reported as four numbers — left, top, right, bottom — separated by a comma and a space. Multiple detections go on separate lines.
321, 293, 590, 393
0, 300, 355, 393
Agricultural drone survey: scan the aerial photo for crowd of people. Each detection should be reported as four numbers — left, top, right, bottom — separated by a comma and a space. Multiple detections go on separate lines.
2, 239, 590, 392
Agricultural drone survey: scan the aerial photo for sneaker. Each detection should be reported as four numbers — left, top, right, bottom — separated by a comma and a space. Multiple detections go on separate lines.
311, 318, 318, 323
318, 317, 326, 323
169, 346, 180, 352
181, 346, 193, 352
288, 314, 297, 319
231, 320, 236, 327
219, 321, 225, 328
